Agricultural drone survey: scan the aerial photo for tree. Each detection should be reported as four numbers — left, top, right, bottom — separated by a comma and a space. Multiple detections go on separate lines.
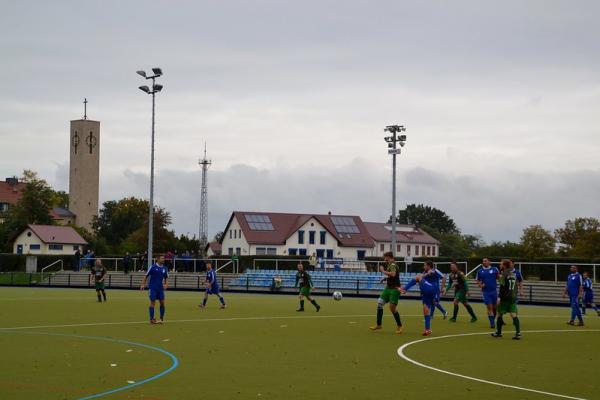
8, 170, 55, 227
473, 241, 523, 258
121, 205, 177, 254
93, 197, 149, 248
570, 231, 600, 259
554, 217, 600, 255
50, 190, 69, 208
390, 204, 459, 234
520, 225, 555, 258
213, 231, 224, 243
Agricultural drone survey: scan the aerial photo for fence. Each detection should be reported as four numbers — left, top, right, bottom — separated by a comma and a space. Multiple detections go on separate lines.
66, 257, 239, 273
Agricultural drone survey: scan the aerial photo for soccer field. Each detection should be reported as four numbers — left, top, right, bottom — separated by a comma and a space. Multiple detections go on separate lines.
1, 287, 598, 400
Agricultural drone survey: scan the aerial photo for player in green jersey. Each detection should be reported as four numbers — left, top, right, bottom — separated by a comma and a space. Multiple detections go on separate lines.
492, 259, 524, 340
443, 261, 477, 322
295, 263, 320, 312
89, 259, 107, 302
370, 252, 403, 334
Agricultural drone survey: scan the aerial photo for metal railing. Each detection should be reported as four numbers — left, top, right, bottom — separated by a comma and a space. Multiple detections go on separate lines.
74, 257, 238, 273
41, 259, 63, 281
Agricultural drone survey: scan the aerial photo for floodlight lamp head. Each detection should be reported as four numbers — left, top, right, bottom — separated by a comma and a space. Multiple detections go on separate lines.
153, 84, 163, 92
138, 85, 150, 93
136, 70, 147, 78
152, 67, 163, 76
388, 142, 394, 148
399, 134, 407, 141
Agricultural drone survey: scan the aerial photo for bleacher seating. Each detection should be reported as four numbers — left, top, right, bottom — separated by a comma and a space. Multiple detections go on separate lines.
230, 269, 421, 291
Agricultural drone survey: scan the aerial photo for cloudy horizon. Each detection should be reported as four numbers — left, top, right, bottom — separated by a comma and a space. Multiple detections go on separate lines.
1, 1, 599, 242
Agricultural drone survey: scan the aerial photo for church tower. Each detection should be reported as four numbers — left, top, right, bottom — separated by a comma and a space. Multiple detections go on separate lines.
69, 99, 100, 231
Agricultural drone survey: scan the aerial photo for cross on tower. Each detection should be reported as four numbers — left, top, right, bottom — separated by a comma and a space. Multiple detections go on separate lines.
83, 98, 88, 120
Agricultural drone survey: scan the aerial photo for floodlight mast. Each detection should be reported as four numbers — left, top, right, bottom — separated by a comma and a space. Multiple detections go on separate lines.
383, 124, 407, 259
137, 67, 164, 269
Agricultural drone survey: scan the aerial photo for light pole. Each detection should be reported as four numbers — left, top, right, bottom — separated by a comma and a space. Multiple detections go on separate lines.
137, 68, 163, 269
384, 125, 407, 258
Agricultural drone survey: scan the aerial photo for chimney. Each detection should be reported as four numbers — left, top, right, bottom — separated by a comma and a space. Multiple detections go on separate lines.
6, 177, 18, 187
328, 211, 332, 215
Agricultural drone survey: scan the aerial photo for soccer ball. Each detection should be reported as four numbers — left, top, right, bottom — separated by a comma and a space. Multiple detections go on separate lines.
332, 291, 343, 301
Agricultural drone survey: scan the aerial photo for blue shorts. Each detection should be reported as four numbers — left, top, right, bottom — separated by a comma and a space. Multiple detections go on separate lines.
206, 285, 220, 295
149, 288, 165, 301
482, 291, 498, 305
421, 293, 435, 309
569, 295, 579, 307
583, 292, 594, 304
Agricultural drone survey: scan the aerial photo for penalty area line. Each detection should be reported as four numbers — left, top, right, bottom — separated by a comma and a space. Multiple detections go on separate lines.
397, 329, 600, 400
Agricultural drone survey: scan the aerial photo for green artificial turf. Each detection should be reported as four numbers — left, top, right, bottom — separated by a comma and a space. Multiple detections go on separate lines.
0, 287, 598, 400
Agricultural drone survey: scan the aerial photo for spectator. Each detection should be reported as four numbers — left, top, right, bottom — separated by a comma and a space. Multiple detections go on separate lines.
88, 250, 95, 270
123, 252, 132, 274
141, 251, 148, 270
309, 253, 317, 271
73, 248, 81, 272
165, 251, 174, 271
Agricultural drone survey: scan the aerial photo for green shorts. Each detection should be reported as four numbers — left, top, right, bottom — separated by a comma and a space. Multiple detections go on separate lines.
380, 287, 400, 305
299, 287, 311, 297
94, 282, 105, 290
454, 290, 467, 303
498, 300, 518, 314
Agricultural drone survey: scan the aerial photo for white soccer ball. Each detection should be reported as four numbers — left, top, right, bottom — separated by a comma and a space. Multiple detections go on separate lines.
332, 291, 343, 301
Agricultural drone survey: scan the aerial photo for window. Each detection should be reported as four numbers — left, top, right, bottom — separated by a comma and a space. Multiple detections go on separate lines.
427, 246, 431, 256
298, 230, 305, 244
229, 230, 232, 239
256, 247, 266, 255
299, 249, 307, 256
407, 245, 411, 256
238, 229, 242, 238
397, 244, 401, 253
0, 203, 9, 212
316, 249, 325, 258
380, 243, 384, 251
244, 214, 274, 231
228, 248, 233, 256
234, 230, 237, 239
330, 216, 360, 234
266, 248, 276, 255
288, 248, 298, 256
422, 245, 426, 256
326, 249, 333, 258
319, 231, 326, 245
432, 246, 436, 256
30, 244, 41, 250
415, 246, 419, 255
357, 250, 366, 260
73, 245, 79, 251
49, 244, 63, 251
236, 247, 241, 255
309, 231, 315, 245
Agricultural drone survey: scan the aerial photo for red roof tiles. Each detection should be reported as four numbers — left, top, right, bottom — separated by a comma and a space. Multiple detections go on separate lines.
26, 224, 87, 245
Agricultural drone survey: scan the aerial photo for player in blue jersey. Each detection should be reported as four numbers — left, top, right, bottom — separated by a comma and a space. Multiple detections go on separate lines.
476, 258, 500, 328
400, 260, 438, 336
140, 255, 169, 324
200, 262, 226, 309
581, 271, 599, 316
428, 264, 448, 319
563, 265, 584, 326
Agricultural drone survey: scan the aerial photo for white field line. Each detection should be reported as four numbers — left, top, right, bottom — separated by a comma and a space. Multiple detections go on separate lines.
0, 313, 579, 331
397, 329, 600, 400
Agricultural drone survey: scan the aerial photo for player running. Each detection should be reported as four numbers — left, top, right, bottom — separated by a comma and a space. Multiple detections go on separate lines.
476, 258, 500, 328
563, 265, 584, 326
89, 259, 107, 302
140, 254, 169, 324
295, 263, 320, 312
200, 262, 226, 309
429, 263, 448, 319
370, 251, 403, 334
492, 259, 524, 340
443, 261, 477, 323
400, 260, 437, 336
581, 271, 599, 316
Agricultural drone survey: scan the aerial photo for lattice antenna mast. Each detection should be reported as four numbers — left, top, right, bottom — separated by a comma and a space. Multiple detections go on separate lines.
199, 143, 212, 255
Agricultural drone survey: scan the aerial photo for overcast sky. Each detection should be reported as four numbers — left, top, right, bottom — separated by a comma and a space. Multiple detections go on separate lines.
1, 1, 599, 242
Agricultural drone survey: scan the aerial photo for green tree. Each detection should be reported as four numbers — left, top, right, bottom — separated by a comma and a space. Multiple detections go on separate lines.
520, 225, 555, 258
570, 231, 600, 259
50, 190, 69, 208
213, 231, 224, 243
121, 206, 177, 253
390, 204, 459, 234
8, 170, 55, 227
474, 241, 523, 258
554, 217, 600, 255
93, 197, 149, 248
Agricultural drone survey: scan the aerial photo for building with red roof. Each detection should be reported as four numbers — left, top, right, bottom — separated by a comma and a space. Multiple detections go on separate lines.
12, 224, 87, 255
